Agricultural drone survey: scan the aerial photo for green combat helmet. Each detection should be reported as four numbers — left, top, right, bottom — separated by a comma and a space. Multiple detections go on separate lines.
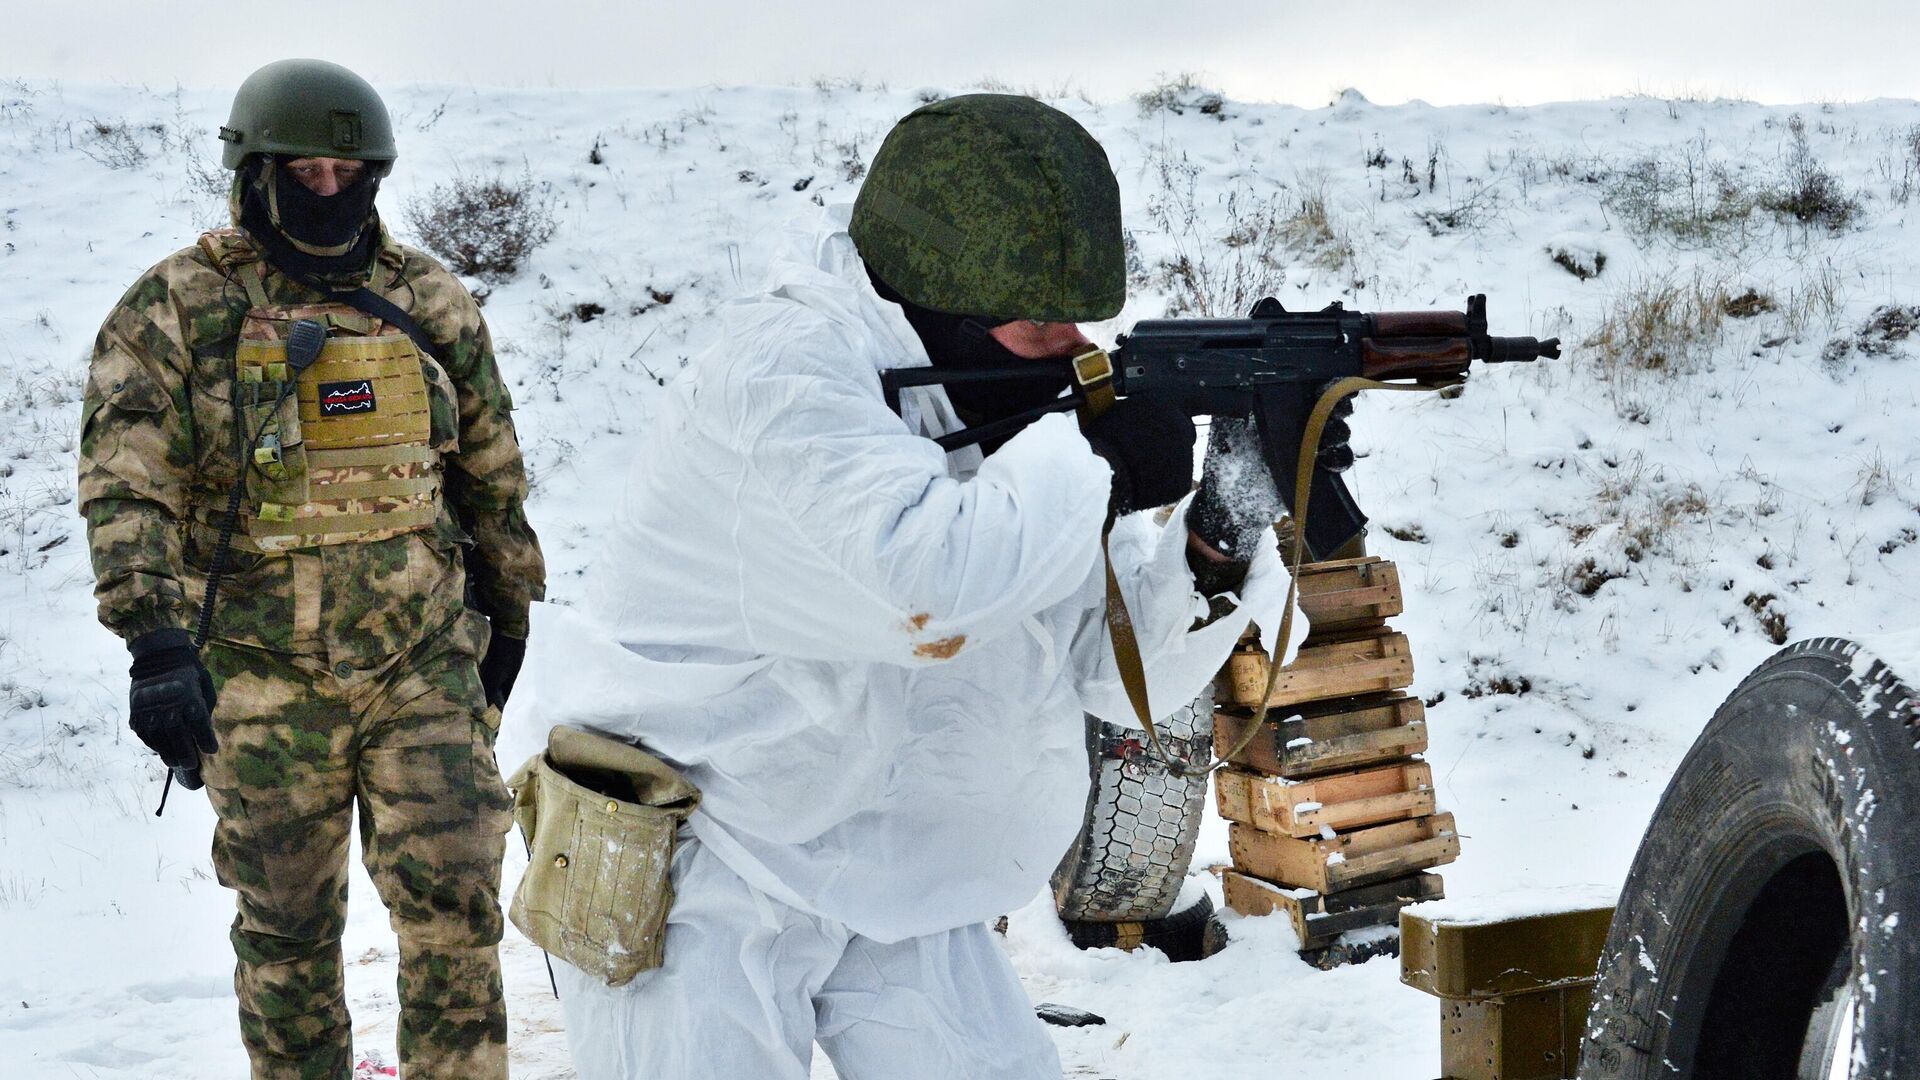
851, 94, 1124, 324
218, 58, 397, 174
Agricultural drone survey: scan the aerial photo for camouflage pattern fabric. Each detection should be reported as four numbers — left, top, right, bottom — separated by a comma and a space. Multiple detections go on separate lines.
231, 300, 445, 552
849, 94, 1125, 324
77, 227, 542, 1079
78, 226, 544, 648
200, 609, 512, 1080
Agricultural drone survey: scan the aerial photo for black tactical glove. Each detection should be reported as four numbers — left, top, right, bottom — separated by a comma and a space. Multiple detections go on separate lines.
1081, 398, 1197, 517
1187, 416, 1284, 571
479, 631, 526, 710
1317, 390, 1356, 472
126, 629, 219, 790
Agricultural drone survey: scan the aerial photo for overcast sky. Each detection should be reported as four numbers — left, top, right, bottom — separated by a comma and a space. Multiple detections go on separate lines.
5, 0, 1917, 106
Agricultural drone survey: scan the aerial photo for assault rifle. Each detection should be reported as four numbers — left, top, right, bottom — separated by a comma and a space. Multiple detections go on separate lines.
880, 295, 1559, 559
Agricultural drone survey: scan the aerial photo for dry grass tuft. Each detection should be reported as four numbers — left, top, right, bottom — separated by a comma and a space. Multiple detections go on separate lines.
1583, 274, 1733, 381
1138, 152, 1296, 317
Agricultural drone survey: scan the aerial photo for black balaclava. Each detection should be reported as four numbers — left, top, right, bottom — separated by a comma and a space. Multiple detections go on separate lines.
866, 263, 1072, 453
237, 155, 381, 286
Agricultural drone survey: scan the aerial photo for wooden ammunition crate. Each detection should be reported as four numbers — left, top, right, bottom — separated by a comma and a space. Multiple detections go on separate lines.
1226, 632, 1414, 709
1224, 870, 1445, 949
1401, 906, 1616, 1000
1216, 761, 1437, 838
1437, 990, 1591, 1080
1214, 693, 1428, 778
1229, 812, 1459, 894
1402, 905, 1615, 1080
1294, 556, 1405, 634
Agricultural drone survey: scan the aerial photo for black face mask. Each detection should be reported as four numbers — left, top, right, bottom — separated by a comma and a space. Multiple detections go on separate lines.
866, 265, 1073, 453
238, 156, 381, 285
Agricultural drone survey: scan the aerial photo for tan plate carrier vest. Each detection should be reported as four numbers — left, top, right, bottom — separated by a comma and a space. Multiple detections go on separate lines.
201, 231, 446, 553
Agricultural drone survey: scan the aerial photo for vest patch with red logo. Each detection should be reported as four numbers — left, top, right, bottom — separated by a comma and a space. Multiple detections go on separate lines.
319, 379, 378, 415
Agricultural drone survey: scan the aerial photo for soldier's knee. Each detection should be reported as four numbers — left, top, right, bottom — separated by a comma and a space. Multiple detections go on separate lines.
367, 833, 506, 930
233, 887, 353, 945
393, 898, 505, 950
231, 919, 348, 967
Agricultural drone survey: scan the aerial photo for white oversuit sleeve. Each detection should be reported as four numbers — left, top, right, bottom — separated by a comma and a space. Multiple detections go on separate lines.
1068, 493, 1306, 727
717, 309, 1113, 666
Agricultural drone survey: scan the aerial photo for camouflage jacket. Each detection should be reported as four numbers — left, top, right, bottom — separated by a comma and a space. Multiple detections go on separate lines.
78, 227, 545, 663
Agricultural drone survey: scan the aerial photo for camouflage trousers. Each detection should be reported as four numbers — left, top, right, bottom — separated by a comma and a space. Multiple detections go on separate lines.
200, 611, 513, 1080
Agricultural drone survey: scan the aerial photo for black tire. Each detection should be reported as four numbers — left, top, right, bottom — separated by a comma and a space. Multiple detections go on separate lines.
1580, 638, 1920, 1080
1061, 892, 1227, 962
1051, 688, 1214, 922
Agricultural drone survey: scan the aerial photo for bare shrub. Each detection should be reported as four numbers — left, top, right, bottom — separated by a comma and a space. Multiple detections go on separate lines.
1760, 114, 1859, 231
1879, 124, 1920, 203
79, 118, 156, 170
1418, 178, 1503, 235
174, 134, 226, 203
154, 97, 229, 225
1137, 151, 1290, 317
404, 168, 557, 282
1601, 141, 1758, 246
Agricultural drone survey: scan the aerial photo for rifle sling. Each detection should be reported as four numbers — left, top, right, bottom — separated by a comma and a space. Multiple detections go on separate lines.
332, 287, 452, 368
1097, 375, 1463, 777
233, 260, 449, 369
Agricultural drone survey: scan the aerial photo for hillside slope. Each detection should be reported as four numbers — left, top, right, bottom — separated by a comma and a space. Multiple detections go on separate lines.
2, 77, 1917, 1078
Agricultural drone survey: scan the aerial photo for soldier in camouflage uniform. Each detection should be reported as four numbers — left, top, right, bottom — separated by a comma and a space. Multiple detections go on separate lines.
77, 59, 544, 1080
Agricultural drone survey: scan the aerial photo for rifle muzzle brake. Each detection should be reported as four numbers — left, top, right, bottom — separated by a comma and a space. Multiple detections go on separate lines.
1484, 335, 1561, 362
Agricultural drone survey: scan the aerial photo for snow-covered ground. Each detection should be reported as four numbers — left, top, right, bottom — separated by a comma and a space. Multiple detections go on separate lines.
3, 75, 1919, 1078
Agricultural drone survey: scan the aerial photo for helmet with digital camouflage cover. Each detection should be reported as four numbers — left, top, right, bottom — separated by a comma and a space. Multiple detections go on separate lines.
218, 59, 397, 173
850, 94, 1124, 324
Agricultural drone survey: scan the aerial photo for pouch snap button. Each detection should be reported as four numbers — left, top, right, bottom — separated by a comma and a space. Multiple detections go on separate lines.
554, 853, 569, 868
333, 660, 353, 679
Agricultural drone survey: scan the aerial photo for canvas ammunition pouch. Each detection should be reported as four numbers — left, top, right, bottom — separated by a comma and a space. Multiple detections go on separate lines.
202, 237, 455, 553
506, 726, 700, 986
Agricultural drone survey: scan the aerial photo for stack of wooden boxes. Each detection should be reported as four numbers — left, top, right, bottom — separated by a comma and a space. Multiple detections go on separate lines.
1213, 555, 1461, 967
